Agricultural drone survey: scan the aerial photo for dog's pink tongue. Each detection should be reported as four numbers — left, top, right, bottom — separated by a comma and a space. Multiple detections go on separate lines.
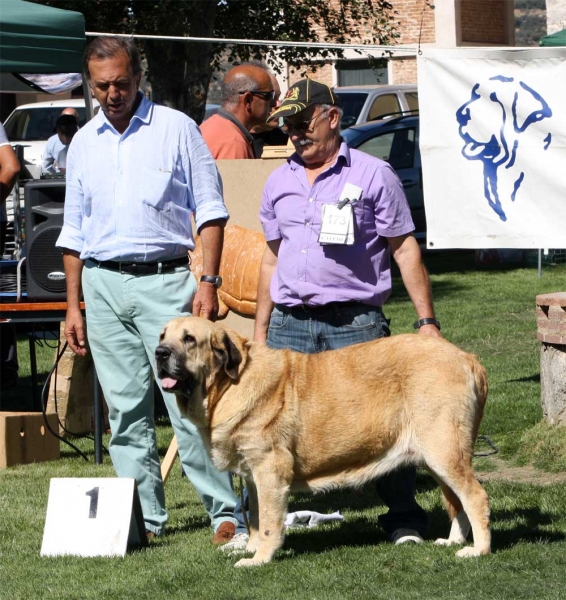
161, 377, 178, 390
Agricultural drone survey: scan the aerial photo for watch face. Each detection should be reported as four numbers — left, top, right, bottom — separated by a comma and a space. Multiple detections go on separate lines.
201, 275, 222, 288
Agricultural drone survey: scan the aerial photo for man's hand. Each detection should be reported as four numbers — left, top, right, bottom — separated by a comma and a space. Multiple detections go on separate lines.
64, 307, 88, 356
417, 323, 442, 338
192, 283, 219, 321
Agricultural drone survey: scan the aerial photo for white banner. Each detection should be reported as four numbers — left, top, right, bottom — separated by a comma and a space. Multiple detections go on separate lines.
418, 48, 566, 249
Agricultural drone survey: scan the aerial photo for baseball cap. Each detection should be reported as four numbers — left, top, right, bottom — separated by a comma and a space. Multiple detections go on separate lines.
267, 78, 340, 122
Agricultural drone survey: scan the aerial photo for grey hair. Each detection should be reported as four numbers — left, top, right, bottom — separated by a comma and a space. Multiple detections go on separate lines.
84, 36, 142, 81
221, 74, 261, 105
319, 103, 344, 120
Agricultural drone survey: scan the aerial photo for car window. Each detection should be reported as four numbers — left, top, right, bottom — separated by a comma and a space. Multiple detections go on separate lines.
334, 92, 368, 129
4, 107, 88, 141
357, 127, 416, 170
405, 92, 419, 112
368, 94, 401, 120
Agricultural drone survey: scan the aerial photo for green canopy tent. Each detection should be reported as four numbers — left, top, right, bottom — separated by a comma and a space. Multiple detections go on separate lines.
539, 28, 566, 47
0, 0, 85, 74
0, 0, 86, 95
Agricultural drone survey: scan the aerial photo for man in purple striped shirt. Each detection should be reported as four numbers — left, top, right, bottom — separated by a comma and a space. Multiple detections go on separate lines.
253, 79, 442, 548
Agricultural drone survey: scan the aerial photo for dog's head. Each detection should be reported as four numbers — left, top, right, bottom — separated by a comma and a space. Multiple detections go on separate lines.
456, 77, 552, 165
155, 316, 248, 423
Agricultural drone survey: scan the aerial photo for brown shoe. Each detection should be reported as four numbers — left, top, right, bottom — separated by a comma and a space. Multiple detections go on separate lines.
212, 521, 236, 545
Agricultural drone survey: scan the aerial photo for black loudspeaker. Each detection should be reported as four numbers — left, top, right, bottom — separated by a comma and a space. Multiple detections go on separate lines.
24, 179, 67, 301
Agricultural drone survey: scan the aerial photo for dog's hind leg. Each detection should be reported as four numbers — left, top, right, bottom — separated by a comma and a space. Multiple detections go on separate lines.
235, 452, 293, 567
434, 482, 470, 546
432, 465, 490, 557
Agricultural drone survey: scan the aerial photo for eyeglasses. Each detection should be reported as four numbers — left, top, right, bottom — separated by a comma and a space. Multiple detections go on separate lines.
239, 90, 277, 101
282, 110, 328, 133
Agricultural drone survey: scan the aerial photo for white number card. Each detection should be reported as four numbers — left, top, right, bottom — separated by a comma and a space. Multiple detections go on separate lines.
319, 203, 355, 245
41, 478, 147, 557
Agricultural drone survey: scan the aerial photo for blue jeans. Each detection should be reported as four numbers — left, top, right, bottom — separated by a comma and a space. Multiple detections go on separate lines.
235, 302, 427, 537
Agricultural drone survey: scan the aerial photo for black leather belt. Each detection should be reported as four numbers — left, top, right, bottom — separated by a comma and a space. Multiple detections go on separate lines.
276, 301, 376, 313
92, 256, 189, 275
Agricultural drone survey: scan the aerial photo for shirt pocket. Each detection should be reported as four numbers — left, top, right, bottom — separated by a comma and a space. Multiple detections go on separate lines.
141, 168, 190, 236
141, 168, 174, 210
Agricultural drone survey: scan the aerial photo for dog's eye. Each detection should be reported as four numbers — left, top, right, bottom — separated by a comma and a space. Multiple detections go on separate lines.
183, 333, 196, 345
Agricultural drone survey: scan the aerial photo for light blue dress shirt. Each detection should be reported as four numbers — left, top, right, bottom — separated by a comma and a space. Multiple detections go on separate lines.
42, 133, 68, 174
57, 93, 228, 262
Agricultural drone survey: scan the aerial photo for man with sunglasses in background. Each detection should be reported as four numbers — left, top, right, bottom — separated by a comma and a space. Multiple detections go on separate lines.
201, 64, 277, 159
243, 78, 441, 551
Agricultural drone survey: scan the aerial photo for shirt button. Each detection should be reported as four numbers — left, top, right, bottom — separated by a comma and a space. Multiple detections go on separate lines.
305, 222, 311, 227
301, 249, 307, 254
308, 198, 314, 203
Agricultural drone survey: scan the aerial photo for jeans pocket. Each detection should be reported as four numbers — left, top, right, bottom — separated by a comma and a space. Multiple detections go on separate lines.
269, 306, 289, 329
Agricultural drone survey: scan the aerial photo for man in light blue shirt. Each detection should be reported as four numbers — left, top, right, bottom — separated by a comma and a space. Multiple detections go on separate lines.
57, 36, 238, 543
41, 113, 78, 174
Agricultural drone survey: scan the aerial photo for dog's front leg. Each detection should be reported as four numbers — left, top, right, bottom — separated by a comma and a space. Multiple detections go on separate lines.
235, 452, 292, 567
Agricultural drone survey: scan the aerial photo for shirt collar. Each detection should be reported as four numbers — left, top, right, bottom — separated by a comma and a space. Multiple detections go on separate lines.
217, 108, 256, 147
288, 138, 351, 171
95, 92, 152, 134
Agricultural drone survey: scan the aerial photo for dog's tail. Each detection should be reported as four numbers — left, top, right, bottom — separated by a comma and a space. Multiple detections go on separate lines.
468, 355, 488, 440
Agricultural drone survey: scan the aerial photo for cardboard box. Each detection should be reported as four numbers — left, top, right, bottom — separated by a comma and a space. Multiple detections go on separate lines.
0, 412, 60, 468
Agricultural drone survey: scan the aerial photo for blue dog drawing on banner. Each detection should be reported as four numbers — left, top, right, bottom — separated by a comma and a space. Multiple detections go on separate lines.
456, 76, 552, 221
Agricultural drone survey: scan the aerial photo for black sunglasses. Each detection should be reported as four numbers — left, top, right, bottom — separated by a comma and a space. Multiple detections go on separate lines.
239, 90, 276, 101
282, 109, 328, 133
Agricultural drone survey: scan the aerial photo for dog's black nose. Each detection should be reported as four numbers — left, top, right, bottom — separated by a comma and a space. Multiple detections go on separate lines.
155, 345, 171, 361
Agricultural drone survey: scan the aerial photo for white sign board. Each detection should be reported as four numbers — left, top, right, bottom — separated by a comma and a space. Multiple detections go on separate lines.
41, 478, 147, 557
418, 47, 566, 249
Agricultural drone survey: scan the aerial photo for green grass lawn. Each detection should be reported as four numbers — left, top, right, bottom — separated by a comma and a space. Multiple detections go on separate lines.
1, 251, 565, 600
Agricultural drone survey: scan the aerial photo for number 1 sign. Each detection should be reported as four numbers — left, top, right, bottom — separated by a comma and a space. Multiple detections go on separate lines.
41, 478, 148, 557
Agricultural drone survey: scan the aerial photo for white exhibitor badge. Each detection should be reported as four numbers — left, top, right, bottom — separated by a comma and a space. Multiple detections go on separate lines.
318, 182, 363, 245
41, 478, 148, 557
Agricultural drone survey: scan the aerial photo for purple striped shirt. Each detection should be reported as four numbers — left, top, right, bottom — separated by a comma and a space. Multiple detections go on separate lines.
260, 142, 414, 307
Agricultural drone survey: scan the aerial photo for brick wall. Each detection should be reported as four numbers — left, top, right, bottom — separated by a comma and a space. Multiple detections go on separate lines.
391, 57, 418, 84
536, 293, 566, 345
461, 0, 508, 44
395, 0, 435, 44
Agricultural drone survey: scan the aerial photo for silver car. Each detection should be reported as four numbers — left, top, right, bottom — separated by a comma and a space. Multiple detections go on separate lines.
334, 84, 418, 129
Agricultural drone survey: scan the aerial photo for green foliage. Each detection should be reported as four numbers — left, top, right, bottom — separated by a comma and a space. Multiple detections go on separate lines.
29, 0, 400, 120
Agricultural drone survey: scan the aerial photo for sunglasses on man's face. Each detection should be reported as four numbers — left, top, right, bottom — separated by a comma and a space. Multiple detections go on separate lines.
239, 90, 277, 101
282, 109, 328, 133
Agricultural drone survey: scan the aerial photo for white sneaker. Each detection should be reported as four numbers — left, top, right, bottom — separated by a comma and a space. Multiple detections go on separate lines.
219, 532, 250, 554
392, 528, 424, 545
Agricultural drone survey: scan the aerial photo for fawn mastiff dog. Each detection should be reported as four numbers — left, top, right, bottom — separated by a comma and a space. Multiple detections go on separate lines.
155, 316, 490, 567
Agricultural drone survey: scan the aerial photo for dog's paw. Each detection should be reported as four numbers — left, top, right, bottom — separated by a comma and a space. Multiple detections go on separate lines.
434, 537, 464, 547
455, 546, 484, 558
234, 557, 267, 568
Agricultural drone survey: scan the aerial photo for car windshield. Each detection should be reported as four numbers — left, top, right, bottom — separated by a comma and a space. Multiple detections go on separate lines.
4, 107, 88, 142
334, 92, 368, 129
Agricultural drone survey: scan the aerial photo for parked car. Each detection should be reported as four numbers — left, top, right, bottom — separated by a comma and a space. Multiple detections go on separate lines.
341, 114, 425, 242
334, 84, 418, 129
3, 98, 100, 179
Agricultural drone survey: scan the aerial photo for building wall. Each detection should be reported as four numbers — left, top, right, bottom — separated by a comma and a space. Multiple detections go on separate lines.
546, 0, 566, 34
282, 0, 513, 92
460, 0, 510, 44
395, 0, 436, 44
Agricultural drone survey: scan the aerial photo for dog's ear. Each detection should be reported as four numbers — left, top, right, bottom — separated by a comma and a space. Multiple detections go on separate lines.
513, 81, 552, 132
212, 330, 243, 380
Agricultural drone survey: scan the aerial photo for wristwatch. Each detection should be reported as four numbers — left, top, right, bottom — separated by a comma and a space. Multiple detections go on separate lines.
200, 275, 223, 288
413, 318, 441, 331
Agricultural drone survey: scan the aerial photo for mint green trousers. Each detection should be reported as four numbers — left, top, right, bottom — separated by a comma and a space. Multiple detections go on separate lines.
82, 260, 237, 535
